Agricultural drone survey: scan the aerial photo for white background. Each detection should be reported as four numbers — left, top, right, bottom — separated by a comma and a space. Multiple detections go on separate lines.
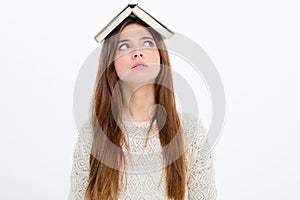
1, 0, 299, 199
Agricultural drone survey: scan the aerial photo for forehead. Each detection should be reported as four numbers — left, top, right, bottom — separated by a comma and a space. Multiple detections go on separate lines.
119, 23, 153, 40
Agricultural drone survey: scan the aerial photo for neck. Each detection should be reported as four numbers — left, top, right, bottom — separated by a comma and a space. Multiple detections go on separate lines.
121, 82, 156, 122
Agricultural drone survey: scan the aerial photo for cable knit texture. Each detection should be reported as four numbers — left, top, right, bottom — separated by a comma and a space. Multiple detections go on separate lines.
68, 113, 217, 200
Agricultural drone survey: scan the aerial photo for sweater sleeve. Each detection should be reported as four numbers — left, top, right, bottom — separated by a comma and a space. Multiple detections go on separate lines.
186, 118, 218, 200
68, 123, 92, 200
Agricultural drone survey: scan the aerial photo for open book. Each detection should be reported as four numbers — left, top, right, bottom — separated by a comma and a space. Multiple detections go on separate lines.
94, 4, 174, 43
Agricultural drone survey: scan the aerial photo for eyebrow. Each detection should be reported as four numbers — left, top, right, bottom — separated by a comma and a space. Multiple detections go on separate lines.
141, 36, 155, 41
118, 36, 154, 43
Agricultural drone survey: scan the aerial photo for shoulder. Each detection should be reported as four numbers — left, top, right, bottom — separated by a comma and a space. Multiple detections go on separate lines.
76, 120, 93, 150
179, 112, 212, 171
179, 112, 208, 146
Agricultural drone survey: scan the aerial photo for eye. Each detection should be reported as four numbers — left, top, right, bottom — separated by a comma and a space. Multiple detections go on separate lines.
118, 43, 130, 51
144, 40, 155, 47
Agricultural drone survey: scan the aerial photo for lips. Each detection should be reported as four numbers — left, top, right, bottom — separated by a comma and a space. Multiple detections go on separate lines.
131, 62, 147, 69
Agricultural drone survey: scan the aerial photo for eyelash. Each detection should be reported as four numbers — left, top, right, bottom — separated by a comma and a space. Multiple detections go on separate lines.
118, 40, 155, 51
144, 40, 154, 47
118, 44, 129, 51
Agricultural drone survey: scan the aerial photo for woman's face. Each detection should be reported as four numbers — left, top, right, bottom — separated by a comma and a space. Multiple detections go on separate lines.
113, 23, 161, 85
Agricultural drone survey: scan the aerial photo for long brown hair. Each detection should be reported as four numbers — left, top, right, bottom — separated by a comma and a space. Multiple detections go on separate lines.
85, 16, 186, 200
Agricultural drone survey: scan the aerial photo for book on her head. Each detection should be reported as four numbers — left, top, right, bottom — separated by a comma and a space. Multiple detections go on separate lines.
94, 3, 174, 43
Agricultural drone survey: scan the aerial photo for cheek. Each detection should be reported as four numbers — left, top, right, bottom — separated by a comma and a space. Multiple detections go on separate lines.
114, 56, 129, 78
147, 50, 160, 64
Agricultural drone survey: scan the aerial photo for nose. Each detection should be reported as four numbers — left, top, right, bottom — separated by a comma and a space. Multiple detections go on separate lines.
131, 49, 144, 59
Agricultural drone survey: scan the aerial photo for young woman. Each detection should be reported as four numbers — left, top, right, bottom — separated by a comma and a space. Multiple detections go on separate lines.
68, 16, 217, 200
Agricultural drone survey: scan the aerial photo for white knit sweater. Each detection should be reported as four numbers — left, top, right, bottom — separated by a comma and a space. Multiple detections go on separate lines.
68, 113, 217, 200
